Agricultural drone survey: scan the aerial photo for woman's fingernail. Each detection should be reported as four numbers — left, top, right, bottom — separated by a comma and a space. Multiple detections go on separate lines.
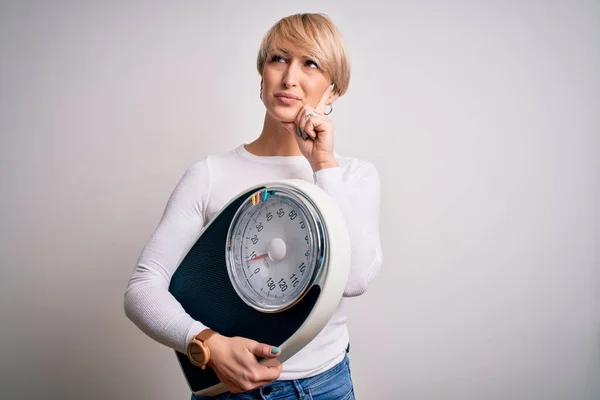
296, 127, 304, 138
271, 347, 280, 354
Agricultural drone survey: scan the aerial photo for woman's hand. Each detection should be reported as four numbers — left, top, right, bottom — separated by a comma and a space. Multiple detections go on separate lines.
204, 333, 282, 393
281, 84, 339, 172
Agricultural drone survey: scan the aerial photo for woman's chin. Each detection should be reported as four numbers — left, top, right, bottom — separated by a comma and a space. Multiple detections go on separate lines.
267, 105, 299, 123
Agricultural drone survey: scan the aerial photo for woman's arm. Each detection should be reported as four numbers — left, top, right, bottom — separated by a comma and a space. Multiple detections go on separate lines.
313, 160, 383, 297
124, 161, 212, 354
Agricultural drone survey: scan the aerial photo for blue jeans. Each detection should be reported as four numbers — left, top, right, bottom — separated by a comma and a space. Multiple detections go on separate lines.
191, 351, 355, 400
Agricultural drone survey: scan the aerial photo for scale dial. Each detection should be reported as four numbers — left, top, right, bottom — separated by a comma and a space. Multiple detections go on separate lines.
226, 187, 325, 313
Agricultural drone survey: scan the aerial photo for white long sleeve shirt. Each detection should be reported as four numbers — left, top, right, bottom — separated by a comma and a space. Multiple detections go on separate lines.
124, 144, 383, 380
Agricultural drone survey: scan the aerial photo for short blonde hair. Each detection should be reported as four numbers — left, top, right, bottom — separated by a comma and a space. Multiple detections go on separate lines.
256, 13, 351, 96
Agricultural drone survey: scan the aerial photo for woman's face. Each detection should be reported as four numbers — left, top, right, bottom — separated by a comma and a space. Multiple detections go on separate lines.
261, 39, 337, 123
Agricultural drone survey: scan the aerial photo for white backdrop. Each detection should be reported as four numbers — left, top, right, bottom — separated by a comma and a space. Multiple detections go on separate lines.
1, 1, 598, 399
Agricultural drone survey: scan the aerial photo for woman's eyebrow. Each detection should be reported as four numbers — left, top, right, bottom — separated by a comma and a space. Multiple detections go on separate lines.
271, 47, 292, 56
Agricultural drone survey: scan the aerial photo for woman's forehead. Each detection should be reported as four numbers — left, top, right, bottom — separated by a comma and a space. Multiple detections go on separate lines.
269, 38, 314, 56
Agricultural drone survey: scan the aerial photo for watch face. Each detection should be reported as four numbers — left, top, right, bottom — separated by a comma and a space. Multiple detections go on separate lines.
226, 186, 325, 313
189, 342, 207, 364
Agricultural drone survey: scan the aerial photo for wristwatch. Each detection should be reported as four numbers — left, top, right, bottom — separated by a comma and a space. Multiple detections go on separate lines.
186, 328, 218, 370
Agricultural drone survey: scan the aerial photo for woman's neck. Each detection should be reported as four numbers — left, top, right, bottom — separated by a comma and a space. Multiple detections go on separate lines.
244, 113, 302, 157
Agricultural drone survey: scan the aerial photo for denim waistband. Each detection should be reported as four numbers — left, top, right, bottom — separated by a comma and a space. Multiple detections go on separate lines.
192, 346, 350, 400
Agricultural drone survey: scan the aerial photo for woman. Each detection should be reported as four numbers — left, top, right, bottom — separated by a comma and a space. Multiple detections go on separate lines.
124, 13, 383, 399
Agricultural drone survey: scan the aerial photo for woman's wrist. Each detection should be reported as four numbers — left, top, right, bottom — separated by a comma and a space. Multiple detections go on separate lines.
310, 159, 339, 172
205, 332, 226, 368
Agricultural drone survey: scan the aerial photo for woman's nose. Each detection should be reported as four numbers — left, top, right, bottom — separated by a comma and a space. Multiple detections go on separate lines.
282, 62, 301, 88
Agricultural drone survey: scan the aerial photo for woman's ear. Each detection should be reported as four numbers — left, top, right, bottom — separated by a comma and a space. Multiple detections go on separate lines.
260, 78, 263, 100
329, 93, 340, 105
328, 84, 340, 105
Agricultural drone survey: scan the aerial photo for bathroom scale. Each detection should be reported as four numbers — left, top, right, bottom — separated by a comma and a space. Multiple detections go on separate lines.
168, 178, 351, 396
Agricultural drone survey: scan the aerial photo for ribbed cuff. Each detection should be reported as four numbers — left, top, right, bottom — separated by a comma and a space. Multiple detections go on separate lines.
313, 166, 342, 190
184, 321, 209, 353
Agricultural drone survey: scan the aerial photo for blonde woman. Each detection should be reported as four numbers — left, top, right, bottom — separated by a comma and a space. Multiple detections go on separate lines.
125, 13, 383, 400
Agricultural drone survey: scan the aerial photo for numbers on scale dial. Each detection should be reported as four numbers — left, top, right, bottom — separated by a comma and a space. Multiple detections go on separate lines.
241, 196, 312, 301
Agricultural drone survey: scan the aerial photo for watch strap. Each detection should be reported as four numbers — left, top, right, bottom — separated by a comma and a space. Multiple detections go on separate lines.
196, 328, 218, 343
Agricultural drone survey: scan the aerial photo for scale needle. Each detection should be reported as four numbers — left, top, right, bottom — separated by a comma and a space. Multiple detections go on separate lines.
248, 253, 269, 262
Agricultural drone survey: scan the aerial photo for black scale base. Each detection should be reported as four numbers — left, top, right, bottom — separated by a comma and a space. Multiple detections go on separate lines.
169, 187, 320, 392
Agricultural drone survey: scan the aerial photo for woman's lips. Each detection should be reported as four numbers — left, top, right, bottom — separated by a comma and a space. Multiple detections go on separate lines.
275, 92, 301, 105
276, 96, 301, 105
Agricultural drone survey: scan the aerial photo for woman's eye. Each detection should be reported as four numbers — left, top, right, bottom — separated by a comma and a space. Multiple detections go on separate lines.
305, 59, 319, 69
271, 55, 286, 63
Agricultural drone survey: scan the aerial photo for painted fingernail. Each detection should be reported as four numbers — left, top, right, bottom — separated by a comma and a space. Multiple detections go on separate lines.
271, 347, 280, 354
296, 127, 305, 139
